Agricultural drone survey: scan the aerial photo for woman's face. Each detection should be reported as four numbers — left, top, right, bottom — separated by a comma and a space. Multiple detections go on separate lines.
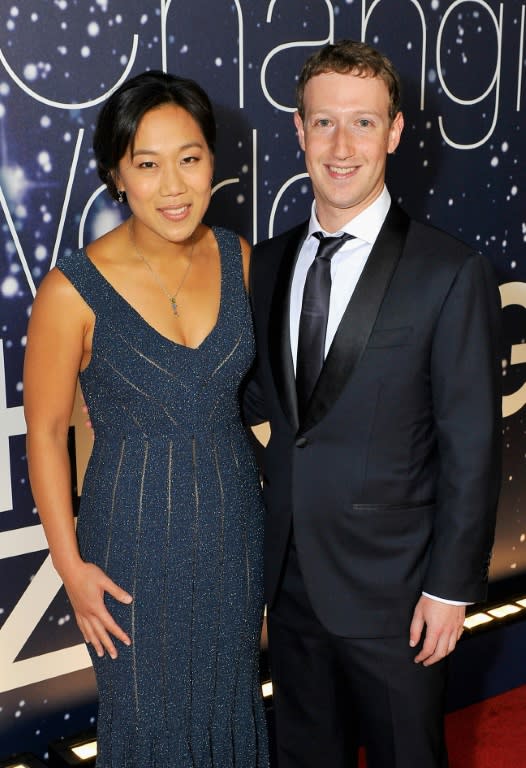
115, 102, 214, 245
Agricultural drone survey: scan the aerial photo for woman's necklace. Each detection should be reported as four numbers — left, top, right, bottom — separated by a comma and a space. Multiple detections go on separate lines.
128, 219, 195, 317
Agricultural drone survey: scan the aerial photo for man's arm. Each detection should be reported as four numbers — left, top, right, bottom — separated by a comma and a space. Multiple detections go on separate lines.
242, 370, 268, 426
241, 241, 270, 427
410, 252, 502, 664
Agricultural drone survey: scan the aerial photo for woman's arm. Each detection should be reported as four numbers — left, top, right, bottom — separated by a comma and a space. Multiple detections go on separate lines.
24, 268, 132, 659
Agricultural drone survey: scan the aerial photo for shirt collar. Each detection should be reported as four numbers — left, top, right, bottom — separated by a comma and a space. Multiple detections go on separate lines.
307, 186, 392, 245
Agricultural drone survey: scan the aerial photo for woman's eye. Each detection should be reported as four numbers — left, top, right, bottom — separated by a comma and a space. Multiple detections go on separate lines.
138, 161, 156, 169
181, 156, 198, 165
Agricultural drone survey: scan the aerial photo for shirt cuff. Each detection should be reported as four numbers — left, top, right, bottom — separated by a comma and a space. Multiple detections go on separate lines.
422, 592, 472, 606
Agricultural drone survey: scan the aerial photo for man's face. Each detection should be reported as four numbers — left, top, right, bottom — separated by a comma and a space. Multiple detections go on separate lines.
294, 71, 404, 233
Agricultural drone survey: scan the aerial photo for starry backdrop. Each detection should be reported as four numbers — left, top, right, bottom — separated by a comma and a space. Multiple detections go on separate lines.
0, 0, 525, 759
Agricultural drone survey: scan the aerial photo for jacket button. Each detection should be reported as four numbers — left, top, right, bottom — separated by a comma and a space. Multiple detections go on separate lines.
295, 436, 308, 448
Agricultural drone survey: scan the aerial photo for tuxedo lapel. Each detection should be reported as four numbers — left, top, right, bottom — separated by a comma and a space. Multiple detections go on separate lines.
300, 203, 411, 433
268, 222, 308, 431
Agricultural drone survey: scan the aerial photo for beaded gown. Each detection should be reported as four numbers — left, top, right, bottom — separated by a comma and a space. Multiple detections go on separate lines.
56, 227, 268, 768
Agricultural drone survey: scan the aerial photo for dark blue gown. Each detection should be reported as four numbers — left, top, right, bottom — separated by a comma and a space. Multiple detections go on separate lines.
56, 227, 268, 768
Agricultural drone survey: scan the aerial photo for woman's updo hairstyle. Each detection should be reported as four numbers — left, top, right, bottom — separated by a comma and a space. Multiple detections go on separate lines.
93, 70, 216, 201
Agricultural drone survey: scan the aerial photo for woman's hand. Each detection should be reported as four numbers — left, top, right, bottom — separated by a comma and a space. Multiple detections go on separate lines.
63, 561, 133, 659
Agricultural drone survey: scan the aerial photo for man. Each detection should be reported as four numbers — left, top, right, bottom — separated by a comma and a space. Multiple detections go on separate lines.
245, 40, 501, 768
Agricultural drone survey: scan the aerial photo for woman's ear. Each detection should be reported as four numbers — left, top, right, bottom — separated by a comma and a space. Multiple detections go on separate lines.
111, 169, 123, 193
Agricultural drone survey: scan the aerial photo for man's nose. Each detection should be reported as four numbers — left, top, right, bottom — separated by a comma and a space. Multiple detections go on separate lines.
332, 125, 355, 158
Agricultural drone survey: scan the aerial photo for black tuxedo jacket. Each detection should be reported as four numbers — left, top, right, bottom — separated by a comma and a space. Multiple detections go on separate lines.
244, 202, 502, 638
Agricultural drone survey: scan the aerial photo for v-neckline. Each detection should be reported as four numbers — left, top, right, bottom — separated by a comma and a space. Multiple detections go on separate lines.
81, 227, 223, 352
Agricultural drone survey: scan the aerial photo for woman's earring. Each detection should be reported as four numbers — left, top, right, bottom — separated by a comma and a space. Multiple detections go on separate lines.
117, 190, 125, 204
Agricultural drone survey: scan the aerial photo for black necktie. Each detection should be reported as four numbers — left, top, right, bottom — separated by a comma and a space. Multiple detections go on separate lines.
296, 232, 353, 419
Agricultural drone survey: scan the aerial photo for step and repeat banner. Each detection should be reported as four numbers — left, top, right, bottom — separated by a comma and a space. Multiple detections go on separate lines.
1, 0, 525, 759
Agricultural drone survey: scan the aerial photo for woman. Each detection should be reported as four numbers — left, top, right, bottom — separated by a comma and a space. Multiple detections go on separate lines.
24, 71, 268, 768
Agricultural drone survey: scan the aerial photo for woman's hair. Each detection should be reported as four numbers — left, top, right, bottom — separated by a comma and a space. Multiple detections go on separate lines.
296, 39, 402, 123
93, 70, 216, 201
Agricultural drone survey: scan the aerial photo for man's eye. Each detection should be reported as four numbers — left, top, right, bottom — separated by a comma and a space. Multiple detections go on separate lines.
358, 119, 371, 128
316, 119, 331, 128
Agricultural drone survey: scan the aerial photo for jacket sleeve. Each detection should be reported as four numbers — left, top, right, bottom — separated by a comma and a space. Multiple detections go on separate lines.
240, 246, 269, 427
422, 252, 502, 602
241, 370, 268, 427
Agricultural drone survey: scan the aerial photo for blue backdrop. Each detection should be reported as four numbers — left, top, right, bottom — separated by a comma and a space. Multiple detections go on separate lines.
1, 0, 525, 759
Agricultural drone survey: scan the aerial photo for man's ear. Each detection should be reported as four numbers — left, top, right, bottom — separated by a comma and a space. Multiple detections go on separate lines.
387, 111, 404, 155
293, 111, 306, 152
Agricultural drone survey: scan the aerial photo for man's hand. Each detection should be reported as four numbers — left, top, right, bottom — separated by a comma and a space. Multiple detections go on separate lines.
81, 401, 94, 434
409, 595, 465, 666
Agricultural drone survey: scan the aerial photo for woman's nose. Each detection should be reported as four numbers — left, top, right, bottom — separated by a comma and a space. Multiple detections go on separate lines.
159, 162, 187, 195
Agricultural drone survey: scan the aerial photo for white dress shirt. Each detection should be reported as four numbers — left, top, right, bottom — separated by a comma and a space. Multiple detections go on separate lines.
289, 186, 468, 608
290, 187, 391, 371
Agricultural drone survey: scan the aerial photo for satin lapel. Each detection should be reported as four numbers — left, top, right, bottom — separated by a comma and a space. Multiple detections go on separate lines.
268, 222, 308, 432
301, 204, 411, 433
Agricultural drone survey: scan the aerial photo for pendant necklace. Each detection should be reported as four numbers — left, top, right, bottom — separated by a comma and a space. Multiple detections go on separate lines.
128, 219, 194, 317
